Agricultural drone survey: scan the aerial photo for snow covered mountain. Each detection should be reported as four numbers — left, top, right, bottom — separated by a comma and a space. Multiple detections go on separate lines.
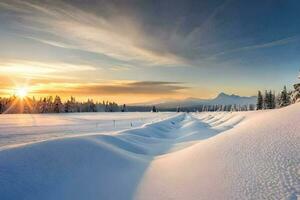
135, 92, 257, 108
208, 92, 257, 105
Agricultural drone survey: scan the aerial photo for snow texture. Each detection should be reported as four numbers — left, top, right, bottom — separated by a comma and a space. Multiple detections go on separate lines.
0, 104, 299, 200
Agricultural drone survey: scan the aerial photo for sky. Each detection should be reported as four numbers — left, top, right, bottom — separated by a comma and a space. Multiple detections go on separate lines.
0, 0, 300, 103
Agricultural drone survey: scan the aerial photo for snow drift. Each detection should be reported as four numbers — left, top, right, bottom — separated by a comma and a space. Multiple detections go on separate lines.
0, 104, 299, 200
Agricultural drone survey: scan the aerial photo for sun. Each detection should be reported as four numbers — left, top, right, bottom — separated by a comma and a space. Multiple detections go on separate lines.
16, 87, 28, 98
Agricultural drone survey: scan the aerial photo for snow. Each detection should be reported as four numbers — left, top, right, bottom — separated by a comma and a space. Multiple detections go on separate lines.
0, 112, 174, 150
0, 104, 299, 200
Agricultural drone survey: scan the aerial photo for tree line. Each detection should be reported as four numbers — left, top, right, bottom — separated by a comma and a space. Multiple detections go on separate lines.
0, 82, 299, 114
0, 95, 125, 114
176, 104, 256, 112
256, 86, 292, 110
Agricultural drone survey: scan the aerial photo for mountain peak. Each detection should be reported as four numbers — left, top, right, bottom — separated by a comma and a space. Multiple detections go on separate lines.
216, 92, 244, 99
217, 92, 229, 98
216, 92, 239, 99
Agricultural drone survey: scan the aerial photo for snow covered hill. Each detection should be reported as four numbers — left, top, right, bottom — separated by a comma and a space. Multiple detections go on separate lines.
0, 104, 299, 200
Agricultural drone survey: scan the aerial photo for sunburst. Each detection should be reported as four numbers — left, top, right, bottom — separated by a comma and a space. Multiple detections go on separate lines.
15, 87, 28, 99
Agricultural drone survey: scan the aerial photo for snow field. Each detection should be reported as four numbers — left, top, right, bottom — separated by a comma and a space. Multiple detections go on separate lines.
0, 103, 299, 200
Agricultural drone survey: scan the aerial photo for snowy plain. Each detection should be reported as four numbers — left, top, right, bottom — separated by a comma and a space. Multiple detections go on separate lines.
0, 104, 299, 200
0, 112, 174, 150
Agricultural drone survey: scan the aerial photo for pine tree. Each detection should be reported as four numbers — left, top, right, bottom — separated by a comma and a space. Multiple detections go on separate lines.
41, 98, 47, 113
271, 91, 276, 109
256, 91, 263, 110
151, 106, 157, 112
53, 96, 63, 113
268, 90, 272, 109
263, 90, 269, 109
121, 104, 126, 112
279, 86, 290, 107
87, 99, 96, 112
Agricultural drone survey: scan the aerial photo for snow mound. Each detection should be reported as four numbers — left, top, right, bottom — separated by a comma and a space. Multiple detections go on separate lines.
136, 103, 300, 200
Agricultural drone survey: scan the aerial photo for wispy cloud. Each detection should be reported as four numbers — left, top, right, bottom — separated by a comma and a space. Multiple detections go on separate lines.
25, 37, 75, 49
32, 81, 188, 96
0, 59, 96, 76
0, 0, 183, 67
206, 36, 300, 60
109, 66, 131, 71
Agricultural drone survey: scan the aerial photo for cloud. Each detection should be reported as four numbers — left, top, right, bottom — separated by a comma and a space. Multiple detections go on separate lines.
32, 81, 188, 96
109, 66, 131, 71
0, 59, 96, 76
0, 59, 99, 95
206, 36, 300, 60
0, 0, 184, 67
0, 0, 247, 69
25, 37, 74, 49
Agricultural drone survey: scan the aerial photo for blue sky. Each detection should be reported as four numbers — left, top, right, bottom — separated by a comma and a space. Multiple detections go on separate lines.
0, 0, 299, 103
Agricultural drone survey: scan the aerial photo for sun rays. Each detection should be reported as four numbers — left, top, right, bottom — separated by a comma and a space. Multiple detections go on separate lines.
1, 85, 34, 114
15, 87, 28, 99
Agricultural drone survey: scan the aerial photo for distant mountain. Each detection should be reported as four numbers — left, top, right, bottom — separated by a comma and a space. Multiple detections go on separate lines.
131, 92, 256, 108
208, 92, 257, 106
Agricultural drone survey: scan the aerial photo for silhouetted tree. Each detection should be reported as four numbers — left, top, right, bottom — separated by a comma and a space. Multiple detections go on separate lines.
257, 91, 263, 110
151, 106, 157, 112
53, 96, 63, 113
121, 104, 126, 112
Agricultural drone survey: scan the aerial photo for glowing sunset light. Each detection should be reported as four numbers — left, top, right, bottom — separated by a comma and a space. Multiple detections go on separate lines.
0, 0, 298, 103
15, 87, 28, 99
